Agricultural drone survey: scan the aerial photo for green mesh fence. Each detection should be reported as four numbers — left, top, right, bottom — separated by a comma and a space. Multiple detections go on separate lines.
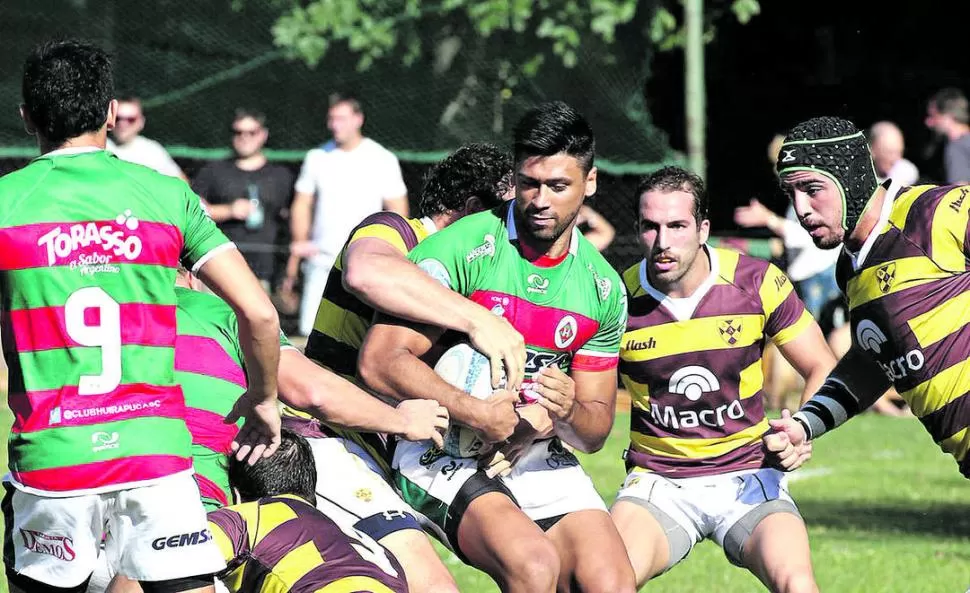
0, 0, 681, 172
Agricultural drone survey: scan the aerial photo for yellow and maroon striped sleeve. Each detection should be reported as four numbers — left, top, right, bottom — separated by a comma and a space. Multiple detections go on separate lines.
344, 212, 421, 256
755, 260, 813, 345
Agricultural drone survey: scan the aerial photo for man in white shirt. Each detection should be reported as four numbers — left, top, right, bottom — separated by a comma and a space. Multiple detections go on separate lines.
869, 121, 919, 195
107, 96, 188, 181
285, 93, 409, 336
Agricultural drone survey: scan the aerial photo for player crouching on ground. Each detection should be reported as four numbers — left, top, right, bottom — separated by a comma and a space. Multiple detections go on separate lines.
207, 429, 410, 593
610, 167, 832, 593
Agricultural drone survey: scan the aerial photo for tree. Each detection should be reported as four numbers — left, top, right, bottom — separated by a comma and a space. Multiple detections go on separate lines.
267, 0, 760, 165
271, 0, 761, 73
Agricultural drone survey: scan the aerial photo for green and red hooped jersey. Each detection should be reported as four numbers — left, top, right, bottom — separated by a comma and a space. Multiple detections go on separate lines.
0, 148, 232, 495
408, 203, 627, 404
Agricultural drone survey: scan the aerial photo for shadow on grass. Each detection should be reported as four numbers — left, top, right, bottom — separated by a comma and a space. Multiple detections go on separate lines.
799, 499, 970, 540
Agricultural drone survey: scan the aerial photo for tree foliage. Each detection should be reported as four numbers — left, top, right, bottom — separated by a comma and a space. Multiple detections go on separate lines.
271, 0, 761, 73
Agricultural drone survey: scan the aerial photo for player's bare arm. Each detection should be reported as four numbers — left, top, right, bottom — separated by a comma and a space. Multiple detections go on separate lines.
538, 366, 618, 453
277, 348, 449, 447
762, 321, 836, 470
771, 343, 892, 449
777, 322, 838, 405
283, 190, 315, 289
345, 236, 526, 389
196, 248, 282, 463
359, 317, 519, 443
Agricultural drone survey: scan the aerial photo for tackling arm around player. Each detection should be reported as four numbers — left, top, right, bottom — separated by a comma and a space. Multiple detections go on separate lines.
609, 167, 828, 593
361, 102, 636, 593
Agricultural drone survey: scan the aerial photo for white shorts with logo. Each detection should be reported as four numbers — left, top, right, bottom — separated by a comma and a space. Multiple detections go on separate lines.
3, 472, 225, 588
393, 437, 606, 554
309, 436, 424, 540
615, 467, 800, 568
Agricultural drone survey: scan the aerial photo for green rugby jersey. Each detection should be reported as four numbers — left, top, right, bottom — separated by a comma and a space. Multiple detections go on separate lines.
409, 203, 627, 406
175, 287, 293, 510
0, 148, 231, 495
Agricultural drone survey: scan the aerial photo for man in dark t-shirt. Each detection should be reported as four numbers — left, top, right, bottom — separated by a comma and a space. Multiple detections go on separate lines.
193, 108, 294, 287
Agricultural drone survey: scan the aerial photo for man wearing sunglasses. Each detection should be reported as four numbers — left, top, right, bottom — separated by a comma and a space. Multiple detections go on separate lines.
107, 96, 188, 182
192, 109, 295, 293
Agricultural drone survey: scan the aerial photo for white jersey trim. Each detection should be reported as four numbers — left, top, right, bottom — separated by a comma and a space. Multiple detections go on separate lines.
2, 468, 196, 498
506, 202, 580, 256
190, 242, 238, 275
638, 244, 719, 322
575, 349, 618, 358
420, 216, 438, 236
42, 146, 104, 157
848, 184, 899, 270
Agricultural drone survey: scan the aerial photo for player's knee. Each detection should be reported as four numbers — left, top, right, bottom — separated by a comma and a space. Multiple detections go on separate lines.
776, 568, 818, 593
575, 559, 637, 593
506, 538, 560, 591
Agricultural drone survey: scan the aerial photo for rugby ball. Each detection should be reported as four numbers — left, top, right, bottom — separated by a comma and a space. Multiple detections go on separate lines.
433, 342, 506, 458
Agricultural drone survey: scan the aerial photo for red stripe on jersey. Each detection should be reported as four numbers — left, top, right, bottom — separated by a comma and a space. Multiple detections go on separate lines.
12, 455, 192, 492
7, 304, 176, 352
9, 384, 185, 434
0, 220, 182, 271
175, 335, 247, 389
469, 290, 600, 352
572, 352, 618, 372
196, 472, 230, 507
186, 407, 239, 455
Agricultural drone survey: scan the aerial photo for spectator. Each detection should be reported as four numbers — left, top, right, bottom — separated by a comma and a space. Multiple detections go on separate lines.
193, 109, 294, 292
924, 87, 970, 184
869, 121, 919, 194
285, 93, 409, 336
107, 95, 188, 181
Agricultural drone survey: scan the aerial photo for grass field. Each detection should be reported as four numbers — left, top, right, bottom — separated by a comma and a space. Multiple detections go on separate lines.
0, 405, 967, 593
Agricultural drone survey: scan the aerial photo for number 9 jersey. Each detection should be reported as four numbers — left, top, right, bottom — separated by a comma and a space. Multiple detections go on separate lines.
0, 148, 232, 496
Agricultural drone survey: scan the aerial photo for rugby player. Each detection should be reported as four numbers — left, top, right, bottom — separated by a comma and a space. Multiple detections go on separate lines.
286, 143, 519, 593
359, 102, 636, 593
609, 167, 832, 593
768, 116, 970, 479
95, 269, 448, 593
208, 429, 409, 593
1, 40, 280, 593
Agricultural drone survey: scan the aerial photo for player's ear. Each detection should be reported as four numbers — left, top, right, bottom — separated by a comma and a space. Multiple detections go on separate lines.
19, 104, 36, 136
464, 196, 483, 215
698, 218, 711, 244
584, 166, 598, 198
104, 99, 119, 131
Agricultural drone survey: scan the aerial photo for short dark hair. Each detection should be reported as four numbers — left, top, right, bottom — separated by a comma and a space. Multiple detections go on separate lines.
228, 429, 317, 505
233, 108, 266, 127
635, 166, 709, 223
419, 143, 512, 216
929, 88, 969, 124
329, 92, 363, 114
21, 39, 114, 144
513, 101, 595, 173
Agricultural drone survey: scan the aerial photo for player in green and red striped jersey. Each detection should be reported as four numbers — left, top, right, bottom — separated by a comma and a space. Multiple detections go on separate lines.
359, 102, 636, 593
0, 40, 280, 593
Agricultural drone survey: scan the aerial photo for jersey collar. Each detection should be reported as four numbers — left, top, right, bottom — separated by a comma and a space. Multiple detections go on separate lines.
419, 216, 438, 236
505, 202, 579, 257
847, 182, 898, 270
41, 146, 104, 158
638, 244, 719, 322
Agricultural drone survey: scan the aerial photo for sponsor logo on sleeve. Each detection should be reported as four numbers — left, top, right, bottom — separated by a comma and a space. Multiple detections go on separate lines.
465, 234, 496, 263
856, 319, 924, 381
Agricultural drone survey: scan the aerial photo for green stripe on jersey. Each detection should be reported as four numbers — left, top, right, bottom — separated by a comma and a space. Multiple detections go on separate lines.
9, 416, 191, 471
2, 265, 177, 310
19, 345, 174, 392
177, 372, 243, 418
